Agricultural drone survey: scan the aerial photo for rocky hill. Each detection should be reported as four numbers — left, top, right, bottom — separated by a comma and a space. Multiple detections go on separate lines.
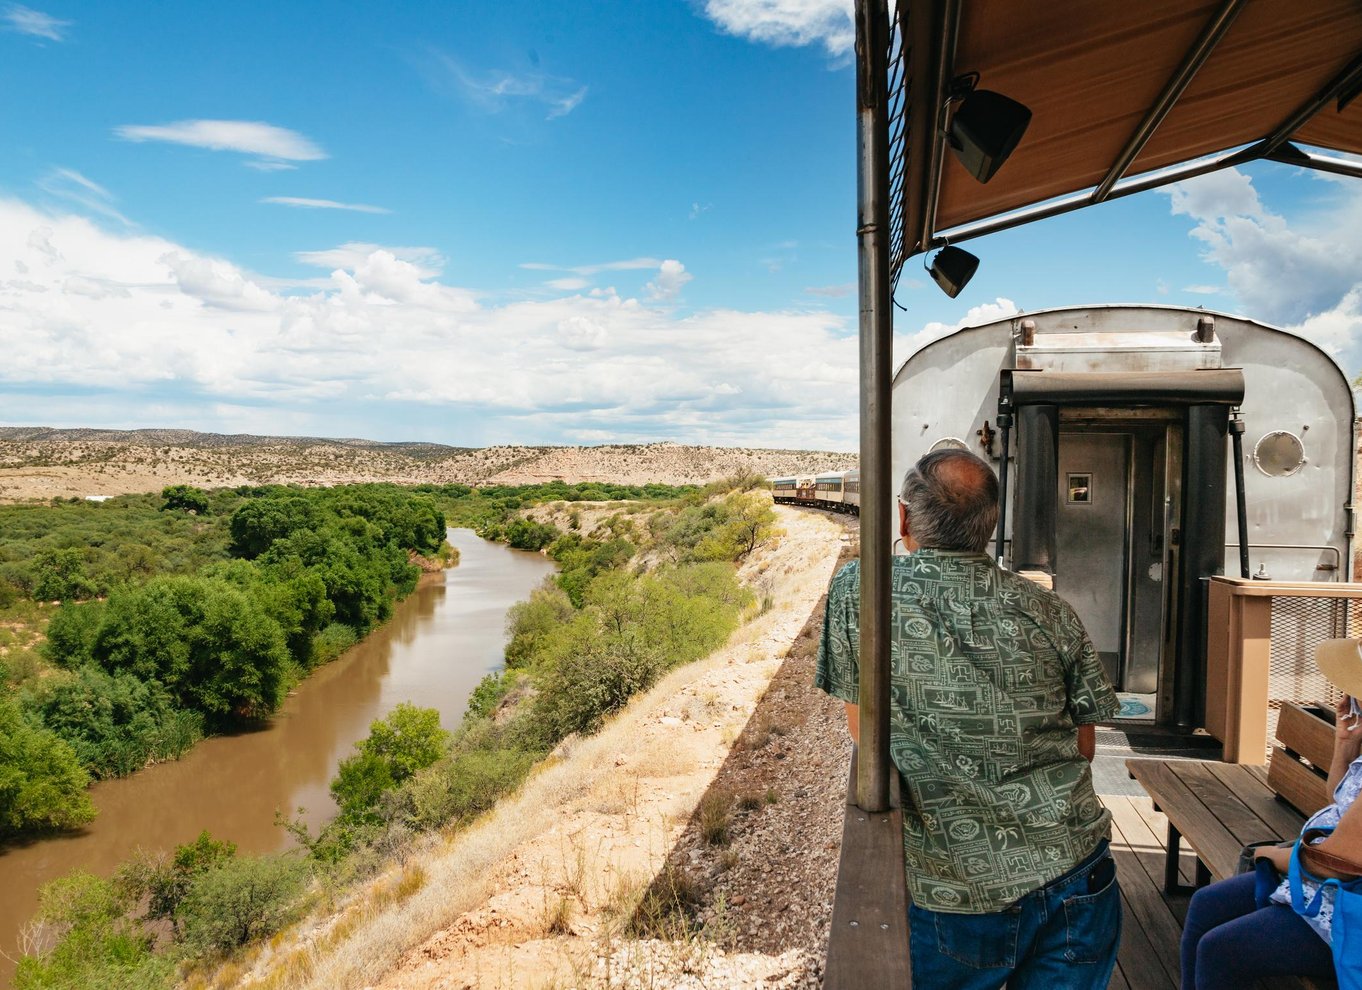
0, 427, 856, 501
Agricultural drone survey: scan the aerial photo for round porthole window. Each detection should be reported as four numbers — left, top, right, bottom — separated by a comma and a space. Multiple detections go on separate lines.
930, 437, 969, 452
1252, 431, 1306, 477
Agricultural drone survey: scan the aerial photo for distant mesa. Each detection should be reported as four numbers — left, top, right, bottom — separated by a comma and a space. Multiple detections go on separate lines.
0, 426, 856, 501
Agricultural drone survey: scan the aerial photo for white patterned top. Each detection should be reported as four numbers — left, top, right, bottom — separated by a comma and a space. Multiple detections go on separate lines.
1270, 752, 1362, 945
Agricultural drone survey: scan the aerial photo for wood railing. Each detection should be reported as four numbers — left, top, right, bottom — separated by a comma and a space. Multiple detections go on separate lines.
1204, 576, 1360, 763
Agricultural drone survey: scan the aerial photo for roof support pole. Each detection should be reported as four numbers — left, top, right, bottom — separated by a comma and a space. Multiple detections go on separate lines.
855, 0, 892, 814
1091, 0, 1247, 203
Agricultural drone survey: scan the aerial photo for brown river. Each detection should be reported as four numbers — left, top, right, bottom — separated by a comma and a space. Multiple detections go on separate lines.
0, 529, 555, 985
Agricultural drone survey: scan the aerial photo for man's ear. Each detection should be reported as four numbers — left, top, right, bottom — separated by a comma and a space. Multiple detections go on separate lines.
898, 500, 910, 544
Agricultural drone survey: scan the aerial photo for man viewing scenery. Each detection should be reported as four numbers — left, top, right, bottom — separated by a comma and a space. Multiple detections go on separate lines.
817, 448, 1122, 989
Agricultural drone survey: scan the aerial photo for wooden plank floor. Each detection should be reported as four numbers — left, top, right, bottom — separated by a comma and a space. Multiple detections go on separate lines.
1104, 793, 1194, 990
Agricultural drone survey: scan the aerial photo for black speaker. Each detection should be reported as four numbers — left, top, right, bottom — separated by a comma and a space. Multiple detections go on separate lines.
949, 90, 1032, 184
928, 246, 979, 298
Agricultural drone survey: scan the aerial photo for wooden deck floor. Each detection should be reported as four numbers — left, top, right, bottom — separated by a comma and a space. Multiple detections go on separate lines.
1103, 793, 1195, 990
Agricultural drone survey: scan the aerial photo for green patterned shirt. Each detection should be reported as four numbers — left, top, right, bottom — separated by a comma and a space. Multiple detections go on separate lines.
816, 550, 1119, 914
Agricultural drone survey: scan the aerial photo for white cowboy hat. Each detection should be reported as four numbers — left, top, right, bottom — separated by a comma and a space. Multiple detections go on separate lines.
1316, 639, 1362, 699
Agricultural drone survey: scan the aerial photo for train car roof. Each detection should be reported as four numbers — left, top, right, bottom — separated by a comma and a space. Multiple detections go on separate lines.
892, 303, 1355, 385
890, 0, 1362, 271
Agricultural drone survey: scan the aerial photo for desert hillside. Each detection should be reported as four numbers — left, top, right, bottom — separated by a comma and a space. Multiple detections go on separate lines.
0, 428, 856, 501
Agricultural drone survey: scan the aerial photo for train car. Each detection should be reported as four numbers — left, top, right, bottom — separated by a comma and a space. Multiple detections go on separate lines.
793, 476, 818, 505
843, 470, 860, 513
816, 472, 846, 508
891, 304, 1356, 732
770, 476, 797, 505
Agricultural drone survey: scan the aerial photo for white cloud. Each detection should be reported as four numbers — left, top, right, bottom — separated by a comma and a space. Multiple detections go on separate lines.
896, 298, 1021, 365
1183, 284, 1222, 295
425, 53, 588, 120
115, 120, 326, 168
548, 86, 589, 119
646, 259, 693, 302
244, 160, 298, 172
36, 168, 131, 225
262, 197, 391, 215
806, 283, 854, 298
689, 202, 712, 220
3, 4, 68, 41
295, 242, 444, 278
0, 197, 858, 448
547, 277, 589, 291
522, 257, 662, 275
703, 0, 853, 57
1165, 167, 1362, 374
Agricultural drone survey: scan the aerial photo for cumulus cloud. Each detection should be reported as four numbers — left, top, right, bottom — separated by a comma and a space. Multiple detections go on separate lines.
896, 298, 1022, 365
521, 257, 662, 275
262, 197, 391, 214
646, 259, 693, 302
2, 3, 68, 40
295, 243, 444, 278
1165, 167, 1362, 373
703, 0, 853, 57
0, 198, 858, 447
115, 120, 326, 168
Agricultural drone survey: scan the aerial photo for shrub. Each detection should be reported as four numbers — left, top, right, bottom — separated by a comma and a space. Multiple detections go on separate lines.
175, 854, 310, 954
331, 704, 449, 823
13, 871, 171, 990
25, 667, 203, 778
403, 743, 539, 830
465, 670, 517, 719
0, 699, 95, 836
160, 485, 209, 514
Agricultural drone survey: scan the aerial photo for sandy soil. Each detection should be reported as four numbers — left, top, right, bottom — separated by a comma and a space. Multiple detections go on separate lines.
235, 506, 854, 990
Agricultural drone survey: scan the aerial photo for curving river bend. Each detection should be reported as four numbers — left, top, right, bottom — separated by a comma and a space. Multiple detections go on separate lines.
0, 529, 555, 985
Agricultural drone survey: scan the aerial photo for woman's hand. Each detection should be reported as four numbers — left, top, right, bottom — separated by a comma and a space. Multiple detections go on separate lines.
1335, 695, 1362, 749
1254, 844, 1293, 873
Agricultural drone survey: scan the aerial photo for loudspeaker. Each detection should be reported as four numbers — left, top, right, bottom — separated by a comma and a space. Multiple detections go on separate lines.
949, 90, 1032, 184
928, 246, 979, 298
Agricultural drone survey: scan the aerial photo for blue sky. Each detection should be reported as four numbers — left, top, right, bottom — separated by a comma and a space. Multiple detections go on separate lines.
3, 2, 1361, 450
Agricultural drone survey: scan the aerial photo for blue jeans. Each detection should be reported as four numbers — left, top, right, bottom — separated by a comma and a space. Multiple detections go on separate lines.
909, 841, 1121, 990
1180, 872, 1334, 990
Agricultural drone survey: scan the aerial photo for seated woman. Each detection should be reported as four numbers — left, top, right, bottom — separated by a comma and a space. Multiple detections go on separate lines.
1180, 646, 1362, 990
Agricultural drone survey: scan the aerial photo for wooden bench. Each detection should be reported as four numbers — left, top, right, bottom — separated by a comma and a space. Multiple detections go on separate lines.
1127, 702, 1334, 897
823, 748, 911, 989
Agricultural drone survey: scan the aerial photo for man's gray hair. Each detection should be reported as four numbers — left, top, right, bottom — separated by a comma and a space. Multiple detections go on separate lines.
899, 449, 999, 552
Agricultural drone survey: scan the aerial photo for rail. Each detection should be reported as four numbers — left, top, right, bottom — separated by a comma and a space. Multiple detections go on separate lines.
1204, 576, 1356, 762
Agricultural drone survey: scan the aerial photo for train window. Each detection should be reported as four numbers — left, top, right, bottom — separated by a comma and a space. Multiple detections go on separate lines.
1067, 473, 1092, 504
1253, 431, 1306, 477
930, 437, 969, 452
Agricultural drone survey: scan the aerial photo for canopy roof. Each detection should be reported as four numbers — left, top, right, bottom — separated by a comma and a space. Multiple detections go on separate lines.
891, 0, 1362, 283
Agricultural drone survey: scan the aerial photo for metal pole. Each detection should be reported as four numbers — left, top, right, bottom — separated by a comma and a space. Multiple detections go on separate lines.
855, 0, 892, 813
995, 373, 1013, 564
1230, 414, 1250, 579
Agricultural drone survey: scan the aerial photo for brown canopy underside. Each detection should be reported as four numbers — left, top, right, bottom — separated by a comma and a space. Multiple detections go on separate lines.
903, 0, 1362, 253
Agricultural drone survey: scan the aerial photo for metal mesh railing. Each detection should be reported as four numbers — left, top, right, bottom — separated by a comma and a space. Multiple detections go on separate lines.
886, 0, 911, 290
1266, 595, 1351, 743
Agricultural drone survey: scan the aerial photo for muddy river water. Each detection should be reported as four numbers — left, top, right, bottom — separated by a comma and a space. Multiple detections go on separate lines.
0, 529, 554, 983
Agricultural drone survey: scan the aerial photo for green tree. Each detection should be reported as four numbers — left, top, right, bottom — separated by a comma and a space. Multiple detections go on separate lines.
32, 547, 95, 602
0, 699, 96, 836
91, 576, 290, 724
331, 703, 449, 822
160, 485, 210, 514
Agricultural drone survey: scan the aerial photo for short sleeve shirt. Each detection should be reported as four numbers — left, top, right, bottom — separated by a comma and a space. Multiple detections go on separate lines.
816, 550, 1119, 914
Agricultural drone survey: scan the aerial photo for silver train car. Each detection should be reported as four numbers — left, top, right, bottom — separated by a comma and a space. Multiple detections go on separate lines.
891, 304, 1356, 732
771, 470, 861, 514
